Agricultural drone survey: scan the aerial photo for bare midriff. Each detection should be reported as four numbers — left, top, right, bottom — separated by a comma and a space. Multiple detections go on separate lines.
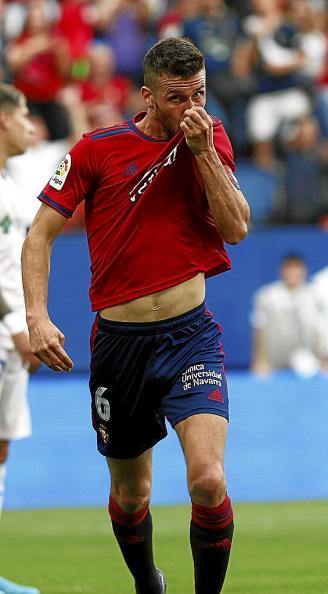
99, 272, 206, 322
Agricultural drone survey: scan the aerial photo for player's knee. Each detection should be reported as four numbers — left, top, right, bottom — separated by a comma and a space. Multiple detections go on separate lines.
189, 467, 226, 507
111, 479, 151, 513
0, 440, 9, 465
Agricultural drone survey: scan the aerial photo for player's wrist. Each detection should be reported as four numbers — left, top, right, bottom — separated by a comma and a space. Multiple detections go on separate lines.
26, 310, 50, 325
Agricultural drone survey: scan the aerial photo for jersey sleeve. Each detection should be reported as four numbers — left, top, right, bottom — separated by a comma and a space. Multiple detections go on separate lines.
38, 134, 96, 218
212, 118, 241, 190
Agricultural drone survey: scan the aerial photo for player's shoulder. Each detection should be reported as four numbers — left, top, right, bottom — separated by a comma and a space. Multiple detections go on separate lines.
84, 121, 131, 142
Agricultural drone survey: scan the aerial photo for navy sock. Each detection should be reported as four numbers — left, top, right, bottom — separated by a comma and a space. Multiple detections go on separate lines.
190, 495, 234, 594
108, 496, 160, 593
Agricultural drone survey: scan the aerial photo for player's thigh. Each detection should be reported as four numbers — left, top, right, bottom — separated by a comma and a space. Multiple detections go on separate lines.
175, 413, 228, 503
107, 448, 153, 510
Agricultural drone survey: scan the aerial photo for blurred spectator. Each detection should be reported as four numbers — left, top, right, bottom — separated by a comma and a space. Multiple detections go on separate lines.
95, 0, 152, 85
289, 0, 326, 86
182, 0, 242, 127
311, 265, 328, 368
7, 85, 88, 230
250, 254, 322, 376
6, 0, 71, 139
241, 0, 312, 169
2, 0, 327, 229
315, 4, 328, 139
77, 43, 132, 128
277, 114, 328, 223
157, 0, 200, 38
54, 0, 98, 81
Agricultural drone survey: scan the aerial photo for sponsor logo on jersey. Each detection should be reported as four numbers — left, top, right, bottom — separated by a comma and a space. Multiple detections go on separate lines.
123, 162, 139, 177
129, 145, 178, 203
208, 388, 224, 403
181, 364, 223, 391
49, 154, 71, 190
209, 538, 232, 550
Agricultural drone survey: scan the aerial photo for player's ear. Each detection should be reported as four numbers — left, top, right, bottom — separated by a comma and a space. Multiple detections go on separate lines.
0, 109, 11, 131
141, 86, 154, 109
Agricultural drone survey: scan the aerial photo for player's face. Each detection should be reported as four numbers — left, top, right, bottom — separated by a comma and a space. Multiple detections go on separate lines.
6, 98, 35, 157
145, 70, 206, 138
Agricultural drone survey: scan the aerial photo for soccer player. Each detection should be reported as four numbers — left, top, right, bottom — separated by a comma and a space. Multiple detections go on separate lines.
0, 84, 40, 594
22, 38, 250, 593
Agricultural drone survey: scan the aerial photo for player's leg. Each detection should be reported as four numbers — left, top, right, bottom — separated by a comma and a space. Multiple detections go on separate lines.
175, 413, 233, 594
0, 439, 9, 517
89, 317, 168, 592
107, 450, 164, 594
0, 353, 40, 594
0, 352, 31, 517
0, 357, 7, 518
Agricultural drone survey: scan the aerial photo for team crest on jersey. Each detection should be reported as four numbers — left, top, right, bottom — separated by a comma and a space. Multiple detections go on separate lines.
49, 154, 71, 190
98, 424, 109, 444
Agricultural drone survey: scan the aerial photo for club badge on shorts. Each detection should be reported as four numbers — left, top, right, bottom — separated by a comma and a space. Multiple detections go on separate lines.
49, 154, 71, 190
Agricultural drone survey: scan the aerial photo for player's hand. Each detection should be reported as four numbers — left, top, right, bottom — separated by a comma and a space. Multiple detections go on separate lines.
180, 106, 214, 156
27, 319, 74, 372
12, 331, 41, 372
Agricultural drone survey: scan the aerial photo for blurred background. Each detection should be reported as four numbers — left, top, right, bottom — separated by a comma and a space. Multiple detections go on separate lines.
1, 0, 328, 510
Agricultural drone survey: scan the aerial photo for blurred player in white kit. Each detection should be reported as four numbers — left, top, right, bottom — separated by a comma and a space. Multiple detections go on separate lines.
0, 82, 40, 594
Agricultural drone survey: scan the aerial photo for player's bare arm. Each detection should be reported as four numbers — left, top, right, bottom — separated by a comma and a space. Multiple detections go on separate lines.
21, 204, 74, 372
180, 106, 250, 244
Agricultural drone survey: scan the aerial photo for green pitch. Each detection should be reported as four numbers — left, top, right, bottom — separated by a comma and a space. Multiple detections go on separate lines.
1, 501, 327, 594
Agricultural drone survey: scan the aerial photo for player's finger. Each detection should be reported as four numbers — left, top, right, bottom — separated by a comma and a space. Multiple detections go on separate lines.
181, 119, 197, 133
180, 121, 192, 134
49, 363, 65, 373
183, 109, 204, 124
35, 352, 64, 371
49, 344, 74, 370
192, 105, 212, 120
36, 346, 73, 371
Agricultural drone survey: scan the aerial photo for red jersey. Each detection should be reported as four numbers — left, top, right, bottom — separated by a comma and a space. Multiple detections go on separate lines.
39, 113, 236, 311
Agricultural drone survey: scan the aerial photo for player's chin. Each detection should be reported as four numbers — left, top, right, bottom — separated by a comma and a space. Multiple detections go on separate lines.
170, 123, 182, 136
16, 144, 27, 155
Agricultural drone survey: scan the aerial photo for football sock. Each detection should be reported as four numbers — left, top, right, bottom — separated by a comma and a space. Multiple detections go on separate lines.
0, 464, 6, 518
108, 495, 160, 593
190, 494, 234, 594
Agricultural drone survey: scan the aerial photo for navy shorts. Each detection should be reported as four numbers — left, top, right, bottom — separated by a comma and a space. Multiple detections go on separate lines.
89, 302, 229, 459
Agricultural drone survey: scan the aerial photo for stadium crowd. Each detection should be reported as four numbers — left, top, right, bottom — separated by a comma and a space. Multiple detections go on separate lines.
1, 0, 328, 228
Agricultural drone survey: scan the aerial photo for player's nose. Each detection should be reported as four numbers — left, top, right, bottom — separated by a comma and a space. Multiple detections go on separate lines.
185, 97, 196, 110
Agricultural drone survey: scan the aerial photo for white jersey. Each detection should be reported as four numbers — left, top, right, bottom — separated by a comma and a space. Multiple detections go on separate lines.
250, 280, 321, 368
0, 171, 28, 350
7, 139, 68, 226
311, 267, 328, 357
